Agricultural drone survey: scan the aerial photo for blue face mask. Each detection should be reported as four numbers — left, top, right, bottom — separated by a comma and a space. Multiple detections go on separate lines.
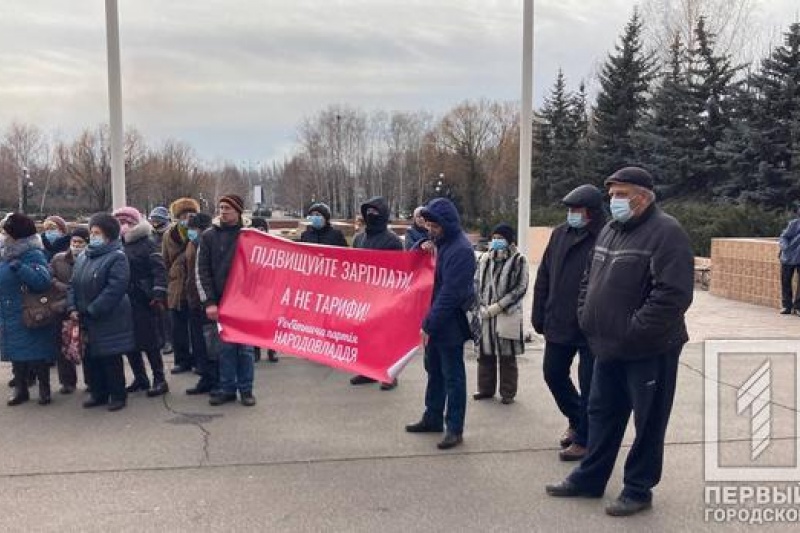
566, 212, 587, 229
490, 238, 508, 251
88, 236, 105, 248
610, 198, 633, 223
187, 229, 199, 242
45, 230, 62, 243
308, 215, 325, 229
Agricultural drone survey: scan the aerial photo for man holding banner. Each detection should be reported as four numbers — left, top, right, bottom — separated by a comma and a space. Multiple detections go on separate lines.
196, 194, 257, 407
405, 198, 476, 450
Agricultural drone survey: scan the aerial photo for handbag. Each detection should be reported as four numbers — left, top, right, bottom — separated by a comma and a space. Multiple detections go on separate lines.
61, 318, 84, 364
21, 282, 67, 329
496, 308, 523, 341
203, 322, 222, 361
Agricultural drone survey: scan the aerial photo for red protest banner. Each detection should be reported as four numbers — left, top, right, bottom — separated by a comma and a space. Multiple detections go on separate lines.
218, 230, 435, 383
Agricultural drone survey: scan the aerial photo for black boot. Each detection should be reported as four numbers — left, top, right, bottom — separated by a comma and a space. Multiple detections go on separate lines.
146, 379, 169, 397
35, 361, 51, 405
7, 362, 30, 406
267, 350, 278, 362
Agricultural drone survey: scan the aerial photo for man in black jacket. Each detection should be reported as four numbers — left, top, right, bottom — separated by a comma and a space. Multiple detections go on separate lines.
533, 184, 605, 462
299, 202, 348, 246
546, 167, 694, 517
349, 196, 403, 390
196, 194, 257, 407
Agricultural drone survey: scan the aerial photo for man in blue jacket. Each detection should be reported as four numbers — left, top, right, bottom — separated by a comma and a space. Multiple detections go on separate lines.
779, 209, 800, 314
405, 198, 476, 450
545, 167, 694, 517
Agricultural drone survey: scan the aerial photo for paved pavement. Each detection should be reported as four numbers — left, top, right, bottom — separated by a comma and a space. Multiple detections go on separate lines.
0, 288, 799, 532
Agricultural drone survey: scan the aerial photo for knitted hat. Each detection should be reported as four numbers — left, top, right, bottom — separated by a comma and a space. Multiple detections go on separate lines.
44, 215, 68, 234
219, 194, 245, 215
491, 223, 516, 244
71, 226, 90, 243
187, 212, 212, 230
112, 206, 142, 227
88, 213, 121, 241
169, 198, 200, 218
307, 202, 332, 221
2, 212, 37, 240
149, 206, 170, 223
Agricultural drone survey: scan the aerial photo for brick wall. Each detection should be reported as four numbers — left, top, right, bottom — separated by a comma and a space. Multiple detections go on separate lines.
710, 238, 782, 309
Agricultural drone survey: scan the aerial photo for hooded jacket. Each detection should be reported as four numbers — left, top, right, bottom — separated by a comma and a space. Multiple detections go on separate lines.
352, 197, 403, 251
122, 220, 167, 351
421, 198, 476, 345
577, 203, 694, 361
532, 207, 606, 346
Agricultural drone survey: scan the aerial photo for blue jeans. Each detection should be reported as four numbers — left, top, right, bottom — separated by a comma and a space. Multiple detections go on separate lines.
218, 341, 255, 395
423, 342, 467, 435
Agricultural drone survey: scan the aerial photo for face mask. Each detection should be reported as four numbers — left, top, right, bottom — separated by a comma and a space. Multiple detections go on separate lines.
151, 220, 166, 229
45, 230, 62, 243
179, 220, 188, 228
610, 198, 633, 223
567, 212, 587, 229
308, 215, 325, 229
365, 212, 381, 225
490, 238, 508, 251
70, 245, 85, 256
89, 236, 105, 248
187, 229, 199, 242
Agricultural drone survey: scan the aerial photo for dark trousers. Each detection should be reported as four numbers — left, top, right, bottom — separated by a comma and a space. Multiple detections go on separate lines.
11, 360, 50, 396
567, 347, 681, 502
423, 342, 467, 435
781, 264, 800, 310
171, 307, 194, 369
126, 350, 165, 385
192, 310, 218, 388
84, 355, 126, 403
477, 354, 518, 399
56, 351, 77, 388
543, 342, 594, 446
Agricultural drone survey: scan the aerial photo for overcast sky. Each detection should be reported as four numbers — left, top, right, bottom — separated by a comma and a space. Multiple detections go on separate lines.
0, 0, 797, 165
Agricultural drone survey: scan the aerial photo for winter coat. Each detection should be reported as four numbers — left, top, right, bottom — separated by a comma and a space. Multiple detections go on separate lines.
163, 223, 191, 310
196, 222, 242, 307
578, 204, 694, 361
421, 198, 476, 346
404, 224, 428, 251
532, 218, 603, 347
41, 233, 71, 261
185, 240, 202, 311
68, 240, 135, 358
353, 197, 403, 251
779, 219, 800, 265
299, 224, 348, 247
0, 236, 57, 362
122, 220, 167, 352
476, 247, 529, 356
50, 250, 78, 291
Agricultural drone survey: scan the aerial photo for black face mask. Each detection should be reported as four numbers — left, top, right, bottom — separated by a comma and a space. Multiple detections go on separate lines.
365, 213, 382, 225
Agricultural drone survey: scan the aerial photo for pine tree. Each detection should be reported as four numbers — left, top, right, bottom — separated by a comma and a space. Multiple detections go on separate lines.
591, 10, 657, 179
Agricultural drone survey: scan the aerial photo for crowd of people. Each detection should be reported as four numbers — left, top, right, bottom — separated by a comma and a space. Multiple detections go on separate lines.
0, 165, 695, 518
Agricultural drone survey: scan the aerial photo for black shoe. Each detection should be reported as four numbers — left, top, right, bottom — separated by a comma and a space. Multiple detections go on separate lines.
107, 399, 126, 412
59, 385, 75, 395
781, 307, 792, 315
473, 392, 493, 400
350, 375, 377, 386
240, 391, 257, 406
500, 397, 515, 405
254, 351, 262, 362
605, 496, 652, 517
560, 427, 576, 449
380, 379, 398, 391
146, 381, 169, 397
437, 433, 463, 450
83, 396, 108, 408
7, 391, 30, 406
267, 350, 278, 362
170, 365, 192, 375
545, 480, 603, 498
186, 382, 214, 395
209, 392, 237, 406
405, 419, 444, 433
125, 380, 150, 393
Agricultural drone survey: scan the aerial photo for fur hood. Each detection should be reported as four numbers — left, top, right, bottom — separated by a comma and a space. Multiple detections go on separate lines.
123, 219, 153, 244
3, 234, 44, 261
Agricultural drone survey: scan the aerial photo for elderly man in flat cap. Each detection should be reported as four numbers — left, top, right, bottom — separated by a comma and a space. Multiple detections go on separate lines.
545, 167, 694, 517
